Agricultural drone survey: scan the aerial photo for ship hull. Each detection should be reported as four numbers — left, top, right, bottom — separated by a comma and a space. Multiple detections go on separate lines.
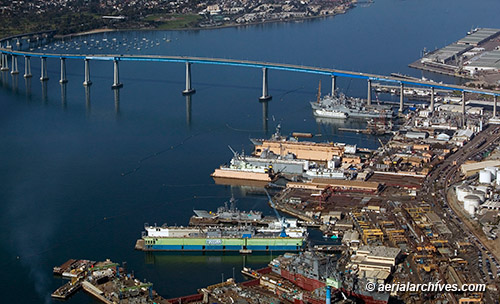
211, 168, 272, 181
279, 269, 326, 291
343, 289, 389, 304
313, 109, 347, 119
141, 237, 303, 252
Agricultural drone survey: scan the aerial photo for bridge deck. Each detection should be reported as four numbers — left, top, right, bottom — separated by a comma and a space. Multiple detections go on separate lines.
0, 43, 499, 97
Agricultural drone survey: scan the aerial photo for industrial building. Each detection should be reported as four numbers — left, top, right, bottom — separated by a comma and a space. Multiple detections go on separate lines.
460, 160, 500, 176
464, 49, 500, 74
457, 28, 500, 46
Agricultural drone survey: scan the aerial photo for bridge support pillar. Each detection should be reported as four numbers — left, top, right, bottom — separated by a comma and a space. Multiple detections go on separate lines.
114, 87, 121, 115
24, 56, 32, 78
112, 59, 123, 89
367, 79, 372, 106
399, 83, 404, 113
259, 67, 271, 101
430, 87, 435, 112
185, 94, 192, 127
61, 82, 67, 108
1, 54, 9, 71
331, 75, 336, 96
494, 95, 497, 117
85, 86, 91, 113
182, 62, 195, 95
261, 99, 269, 132
59, 58, 67, 84
11, 55, 19, 75
461, 91, 466, 116
40, 57, 49, 81
83, 58, 92, 86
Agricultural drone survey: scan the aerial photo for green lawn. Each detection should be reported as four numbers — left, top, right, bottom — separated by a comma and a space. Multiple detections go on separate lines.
145, 14, 202, 29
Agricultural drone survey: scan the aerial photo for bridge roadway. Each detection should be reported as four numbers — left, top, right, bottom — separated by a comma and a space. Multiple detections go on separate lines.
1, 46, 499, 98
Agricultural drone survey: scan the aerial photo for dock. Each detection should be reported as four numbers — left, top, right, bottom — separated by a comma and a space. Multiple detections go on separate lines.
51, 280, 82, 300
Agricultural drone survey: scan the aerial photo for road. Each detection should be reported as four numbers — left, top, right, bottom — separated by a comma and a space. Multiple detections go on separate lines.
418, 124, 500, 302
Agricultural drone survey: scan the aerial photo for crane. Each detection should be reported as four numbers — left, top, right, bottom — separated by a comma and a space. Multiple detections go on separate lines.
265, 189, 288, 237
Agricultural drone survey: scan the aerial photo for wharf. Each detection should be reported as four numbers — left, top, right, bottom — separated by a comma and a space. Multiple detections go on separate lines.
52, 259, 171, 303
338, 127, 394, 135
51, 280, 82, 299
408, 59, 475, 80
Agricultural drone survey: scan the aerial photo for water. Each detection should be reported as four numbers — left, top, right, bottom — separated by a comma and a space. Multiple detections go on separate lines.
1, 0, 499, 302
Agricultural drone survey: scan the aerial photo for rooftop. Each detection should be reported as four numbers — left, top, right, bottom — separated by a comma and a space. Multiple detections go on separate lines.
467, 50, 500, 69
357, 245, 401, 259
457, 28, 500, 46
424, 43, 472, 63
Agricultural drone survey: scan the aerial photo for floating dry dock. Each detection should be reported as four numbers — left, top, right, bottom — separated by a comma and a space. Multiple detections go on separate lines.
52, 259, 170, 303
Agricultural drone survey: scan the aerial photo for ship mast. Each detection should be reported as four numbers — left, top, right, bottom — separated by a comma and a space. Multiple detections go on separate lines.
317, 80, 322, 103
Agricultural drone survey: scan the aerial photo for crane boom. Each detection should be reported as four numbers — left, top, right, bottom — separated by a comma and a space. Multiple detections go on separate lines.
265, 189, 281, 222
265, 189, 288, 237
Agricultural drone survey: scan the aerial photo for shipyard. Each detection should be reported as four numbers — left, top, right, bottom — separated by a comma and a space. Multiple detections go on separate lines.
51, 80, 500, 303
3, 1, 500, 304
104, 88, 500, 303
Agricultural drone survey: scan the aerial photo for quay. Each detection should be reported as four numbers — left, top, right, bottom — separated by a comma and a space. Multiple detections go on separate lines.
409, 28, 500, 85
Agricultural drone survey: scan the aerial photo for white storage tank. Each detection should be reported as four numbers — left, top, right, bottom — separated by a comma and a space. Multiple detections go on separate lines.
476, 185, 489, 193
456, 185, 472, 202
485, 167, 498, 178
472, 190, 485, 202
464, 195, 481, 216
479, 170, 492, 184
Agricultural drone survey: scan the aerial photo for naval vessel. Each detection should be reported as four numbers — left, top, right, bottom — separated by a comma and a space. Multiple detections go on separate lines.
193, 196, 264, 222
311, 93, 394, 119
270, 251, 390, 304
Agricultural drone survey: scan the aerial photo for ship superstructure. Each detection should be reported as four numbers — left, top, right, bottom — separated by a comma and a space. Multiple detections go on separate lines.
193, 196, 264, 221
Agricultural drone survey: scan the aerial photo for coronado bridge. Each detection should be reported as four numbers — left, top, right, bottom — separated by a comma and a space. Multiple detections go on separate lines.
1, 33, 499, 117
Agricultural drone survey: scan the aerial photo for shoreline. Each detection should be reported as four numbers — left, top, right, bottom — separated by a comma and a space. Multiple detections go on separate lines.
63, 8, 354, 38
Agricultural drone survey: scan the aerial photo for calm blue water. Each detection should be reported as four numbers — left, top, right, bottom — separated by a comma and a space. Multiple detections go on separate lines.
1, 0, 499, 302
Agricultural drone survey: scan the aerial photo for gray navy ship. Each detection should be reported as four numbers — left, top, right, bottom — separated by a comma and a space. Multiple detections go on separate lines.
193, 196, 263, 221
311, 92, 394, 119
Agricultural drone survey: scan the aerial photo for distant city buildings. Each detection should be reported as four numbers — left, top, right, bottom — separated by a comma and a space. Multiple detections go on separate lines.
0, 0, 357, 37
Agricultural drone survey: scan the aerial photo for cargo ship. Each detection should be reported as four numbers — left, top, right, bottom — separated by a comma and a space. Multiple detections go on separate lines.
310, 93, 394, 119
270, 251, 390, 304
136, 224, 305, 252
